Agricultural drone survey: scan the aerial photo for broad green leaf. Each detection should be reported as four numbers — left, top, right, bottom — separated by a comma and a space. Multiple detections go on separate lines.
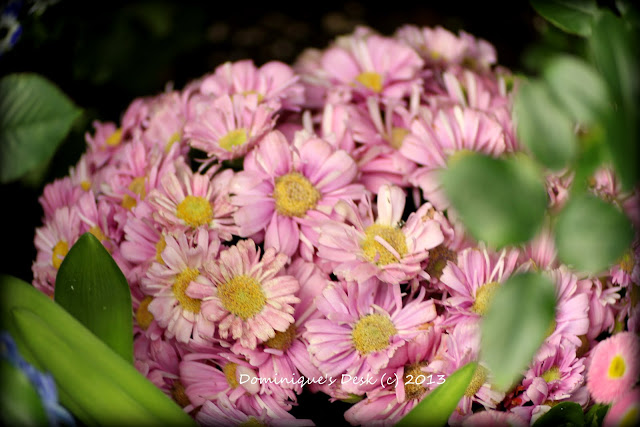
555, 194, 634, 273
570, 125, 608, 195
543, 55, 610, 125
55, 233, 133, 363
584, 403, 609, 427
0, 359, 48, 427
0, 275, 196, 426
531, 0, 598, 36
0, 73, 82, 183
533, 402, 585, 426
514, 80, 577, 170
441, 153, 547, 248
397, 362, 477, 427
481, 273, 556, 391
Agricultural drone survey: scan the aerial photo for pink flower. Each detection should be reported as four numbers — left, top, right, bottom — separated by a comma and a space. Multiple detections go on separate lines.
84, 120, 123, 169
461, 410, 526, 427
191, 239, 300, 350
603, 387, 640, 427
587, 332, 640, 404
305, 279, 436, 394
133, 334, 183, 400
230, 130, 363, 258
38, 177, 84, 219
315, 185, 444, 284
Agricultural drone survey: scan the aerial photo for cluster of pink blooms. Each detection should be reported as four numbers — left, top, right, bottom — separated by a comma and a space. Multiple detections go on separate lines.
32, 24, 639, 426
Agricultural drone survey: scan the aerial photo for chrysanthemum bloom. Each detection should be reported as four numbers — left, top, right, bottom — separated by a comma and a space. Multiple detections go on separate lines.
133, 333, 182, 400
545, 168, 574, 212
147, 161, 237, 240
305, 278, 436, 394
190, 239, 300, 350
38, 176, 83, 220
343, 326, 443, 425
440, 246, 520, 326
602, 387, 640, 427
399, 105, 507, 210
519, 226, 558, 270
609, 238, 640, 288
587, 332, 640, 403
522, 341, 585, 405
315, 185, 444, 284
316, 28, 424, 101
84, 120, 125, 169
395, 25, 496, 70
228, 258, 329, 395
230, 130, 363, 258
577, 278, 620, 343
196, 393, 314, 427
185, 93, 277, 161
139, 91, 190, 156
141, 229, 220, 344
316, 102, 357, 154
75, 191, 120, 253
32, 206, 82, 296
69, 153, 97, 193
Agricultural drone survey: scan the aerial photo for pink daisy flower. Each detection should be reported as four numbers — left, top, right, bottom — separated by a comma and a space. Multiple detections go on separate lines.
602, 387, 640, 427
316, 102, 357, 154
38, 176, 83, 219
69, 154, 96, 193
133, 333, 183, 401
315, 185, 444, 285
141, 229, 220, 345
190, 239, 300, 350
399, 105, 507, 210
139, 91, 189, 155
519, 226, 558, 270
147, 161, 237, 240
185, 93, 277, 162
440, 246, 520, 326
578, 278, 620, 343
305, 279, 436, 394
84, 120, 124, 169
230, 130, 363, 258
587, 332, 640, 404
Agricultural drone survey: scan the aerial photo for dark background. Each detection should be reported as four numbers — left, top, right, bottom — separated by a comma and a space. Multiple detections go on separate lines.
0, 0, 579, 424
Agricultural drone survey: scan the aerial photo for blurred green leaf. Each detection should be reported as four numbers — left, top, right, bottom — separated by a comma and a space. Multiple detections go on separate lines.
514, 80, 577, 170
0, 275, 196, 426
441, 153, 548, 248
533, 402, 585, 426
55, 233, 133, 363
481, 272, 556, 391
584, 403, 609, 427
0, 73, 82, 183
570, 125, 608, 195
0, 359, 49, 427
543, 55, 609, 125
589, 11, 639, 190
396, 362, 477, 427
555, 194, 634, 273
531, 0, 598, 36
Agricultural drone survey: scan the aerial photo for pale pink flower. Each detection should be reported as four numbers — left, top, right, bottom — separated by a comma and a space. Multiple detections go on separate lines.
38, 176, 83, 220
587, 332, 640, 403
545, 169, 574, 212
578, 278, 620, 342
68, 153, 96, 193
519, 226, 558, 270
84, 120, 124, 169
133, 333, 183, 400
230, 130, 363, 258
316, 102, 357, 154
191, 239, 300, 350
140, 91, 189, 156
315, 185, 444, 284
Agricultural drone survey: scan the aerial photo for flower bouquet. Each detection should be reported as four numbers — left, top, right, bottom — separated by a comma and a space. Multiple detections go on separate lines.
1, 1, 639, 426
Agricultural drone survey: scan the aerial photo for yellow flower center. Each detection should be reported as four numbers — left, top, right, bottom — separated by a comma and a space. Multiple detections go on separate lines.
351, 313, 397, 355
620, 407, 639, 427
541, 366, 561, 383
218, 275, 266, 320
390, 127, 409, 150
155, 236, 167, 264
223, 362, 239, 388
620, 250, 635, 274
404, 363, 428, 400
105, 128, 123, 147
135, 296, 154, 330
176, 195, 213, 228
172, 268, 201, 313
166, 131, 181, 153
80, 180, 91, 191
219, 128, 248, 151
52, 240, 69, 270
471, 282, 501, 316
361, 224, 408, 266
121, 176, 147, 210
273, 172, 320, 217
89, 225, 107, 243
608, 354, 626, 379
239, 417, 265, 427
464, 365, 487, 397
264, 324, 297, 351
170, 380, 190, 408
355, 71, 383, 93
425, 244, 457, 280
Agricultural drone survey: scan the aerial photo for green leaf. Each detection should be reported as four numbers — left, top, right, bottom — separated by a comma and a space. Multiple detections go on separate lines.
397, 362, 477, 427
441, 153, 548, 248
555, 194, 634, 273
55, 233, 133, 363
0, 275, 196, 427
584, 403, 609, 427
570, 125, 608, 195
0, 73, 82, 183
514, 80, 577, 170
533, 402, 585, 426
531, 0, 598, 36
0, 359, 49, 427
481, 272, 556, 391
543, 55, 610, 125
